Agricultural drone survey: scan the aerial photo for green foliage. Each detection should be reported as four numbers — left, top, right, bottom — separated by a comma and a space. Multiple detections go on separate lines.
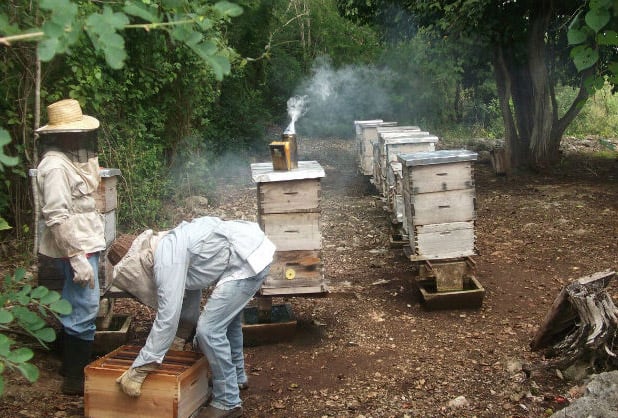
561, 82, 618, 137
568, 0, 618, 90
1, 0, 242, 79
0, 267, 72, 395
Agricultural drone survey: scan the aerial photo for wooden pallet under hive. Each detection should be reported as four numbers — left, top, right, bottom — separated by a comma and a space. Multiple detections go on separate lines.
84, 345, 210, 418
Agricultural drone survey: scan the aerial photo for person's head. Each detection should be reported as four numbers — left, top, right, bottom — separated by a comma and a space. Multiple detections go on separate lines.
36, 99, 99, 162
108, 231, 159, 308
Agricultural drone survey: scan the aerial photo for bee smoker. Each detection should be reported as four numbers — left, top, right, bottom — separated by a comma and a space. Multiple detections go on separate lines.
270, 132, 298, 170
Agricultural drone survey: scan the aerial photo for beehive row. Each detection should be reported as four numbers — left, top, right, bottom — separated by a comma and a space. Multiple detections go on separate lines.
354, 120, 478, 285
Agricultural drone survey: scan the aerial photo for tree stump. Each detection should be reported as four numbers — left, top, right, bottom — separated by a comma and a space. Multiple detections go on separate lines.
531, 270, 618, 370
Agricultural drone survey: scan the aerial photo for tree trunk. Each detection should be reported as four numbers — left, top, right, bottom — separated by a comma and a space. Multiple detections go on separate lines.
492, 0, 591, 172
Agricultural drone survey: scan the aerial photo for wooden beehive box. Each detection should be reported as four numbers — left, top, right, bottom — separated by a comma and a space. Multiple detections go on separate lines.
387, 162, 406, 228
251, 161, 328, 295
398, 150, 478, 261
95, 168, 121, 213
354, 120, 396, 176
377, 133, 436, 195
84, 345, 210, 418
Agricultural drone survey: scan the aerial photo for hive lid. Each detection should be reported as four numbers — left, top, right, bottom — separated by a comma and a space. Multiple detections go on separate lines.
354, 119, 383, 126
377, 126, 420, 132
383, 135, 439, 145
397, 149, 478, 166
251, 160, 325, 182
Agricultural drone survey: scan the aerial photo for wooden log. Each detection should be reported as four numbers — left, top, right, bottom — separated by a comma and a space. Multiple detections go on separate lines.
530, 270, 618, 369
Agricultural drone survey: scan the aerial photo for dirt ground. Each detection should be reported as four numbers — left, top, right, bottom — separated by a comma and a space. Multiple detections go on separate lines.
1, 135, 617, 418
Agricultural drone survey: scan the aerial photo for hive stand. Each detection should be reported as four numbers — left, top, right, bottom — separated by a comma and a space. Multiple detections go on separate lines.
247, 161, 328, 344
397, 150, 485, 310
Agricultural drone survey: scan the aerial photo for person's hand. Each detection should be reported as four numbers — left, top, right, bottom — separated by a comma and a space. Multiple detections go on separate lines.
69, 253, 94, 288
171, 336, 187, 351
116, 365, 157, 397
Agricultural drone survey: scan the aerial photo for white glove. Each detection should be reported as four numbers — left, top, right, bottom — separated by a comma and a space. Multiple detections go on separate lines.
69, 253, 95, 288
171, 336, 186, 351
116, 364, 158, 397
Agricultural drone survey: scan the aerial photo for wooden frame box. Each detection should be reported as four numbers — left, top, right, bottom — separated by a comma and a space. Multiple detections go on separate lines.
258, 179, 320, 214
95, 175, 119, 213
260, 212, 321, 251
354, 120, 397, 176
85, 345, 210, 418
403, 188, 476, 225
407, 221, 476, 261
260, 250, 328, 296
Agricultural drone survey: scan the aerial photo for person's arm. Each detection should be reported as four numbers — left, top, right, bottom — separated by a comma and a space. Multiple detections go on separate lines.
135, 234, 188, 367
117, 234, 188, 397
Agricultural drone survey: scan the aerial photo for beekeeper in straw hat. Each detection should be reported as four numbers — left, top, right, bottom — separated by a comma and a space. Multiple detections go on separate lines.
35, 99, 105, 395
107, 216, 275, 418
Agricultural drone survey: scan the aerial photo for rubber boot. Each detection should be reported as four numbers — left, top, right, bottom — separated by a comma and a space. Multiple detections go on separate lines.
61, 333, 93, 395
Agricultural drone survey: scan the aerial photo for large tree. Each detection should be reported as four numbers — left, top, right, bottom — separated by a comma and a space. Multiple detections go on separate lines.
341, 0, 616, 172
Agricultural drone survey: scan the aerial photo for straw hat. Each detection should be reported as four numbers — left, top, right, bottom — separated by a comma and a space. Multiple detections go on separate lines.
36, 99, 100, 133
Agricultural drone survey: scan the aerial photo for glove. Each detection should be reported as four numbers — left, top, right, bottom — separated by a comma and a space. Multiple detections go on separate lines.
116, 364, 159, 397
69, 253, 95, 288
171, 336, 186, 351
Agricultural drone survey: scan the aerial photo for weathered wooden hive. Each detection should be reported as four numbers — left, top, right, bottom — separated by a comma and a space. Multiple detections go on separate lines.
397, 150, 478, 262
354, 120, 397, 176
84, 345, 210, 418
376, 132, 439, 197
251, 161, 328, 296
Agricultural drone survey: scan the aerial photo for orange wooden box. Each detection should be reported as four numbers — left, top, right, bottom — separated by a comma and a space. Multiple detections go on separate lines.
84, 345, 210, 418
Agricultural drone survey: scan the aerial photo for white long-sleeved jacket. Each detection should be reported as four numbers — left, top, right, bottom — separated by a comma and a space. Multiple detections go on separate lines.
130, 217, 275, 368
36, 151, 105, 257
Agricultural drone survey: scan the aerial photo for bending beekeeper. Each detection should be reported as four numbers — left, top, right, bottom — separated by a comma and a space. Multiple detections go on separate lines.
108, 216, 275, 418
35, 99, 106, 395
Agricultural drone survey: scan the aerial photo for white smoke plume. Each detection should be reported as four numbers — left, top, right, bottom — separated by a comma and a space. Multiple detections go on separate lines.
292, 56, 395, 138
284, 95, 309, 135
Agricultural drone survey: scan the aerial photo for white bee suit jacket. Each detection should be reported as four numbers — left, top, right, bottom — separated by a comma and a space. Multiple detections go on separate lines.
114, 217, 275, 369
36, 151, 105, 257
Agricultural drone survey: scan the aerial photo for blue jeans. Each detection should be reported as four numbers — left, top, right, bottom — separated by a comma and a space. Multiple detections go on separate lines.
195, 267, 269, 410
56, 253, 101, 341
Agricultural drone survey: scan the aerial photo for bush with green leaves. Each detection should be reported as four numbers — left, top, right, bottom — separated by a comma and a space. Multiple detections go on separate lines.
0, 267, 72, 395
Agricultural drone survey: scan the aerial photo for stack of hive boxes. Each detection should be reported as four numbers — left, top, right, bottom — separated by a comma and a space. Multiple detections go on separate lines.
398, 150, 478, 291
250, 161, 328, 296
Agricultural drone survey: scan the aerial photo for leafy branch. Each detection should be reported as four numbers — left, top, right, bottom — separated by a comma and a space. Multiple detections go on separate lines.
0, 267, 72, 394
0, 0, 244, 80
568, 0, 618, 92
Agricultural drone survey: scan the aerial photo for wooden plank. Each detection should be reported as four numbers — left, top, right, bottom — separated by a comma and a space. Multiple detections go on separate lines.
260, 212, 321, 251
258, 179, 321, 214
406, 189, 476, 225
